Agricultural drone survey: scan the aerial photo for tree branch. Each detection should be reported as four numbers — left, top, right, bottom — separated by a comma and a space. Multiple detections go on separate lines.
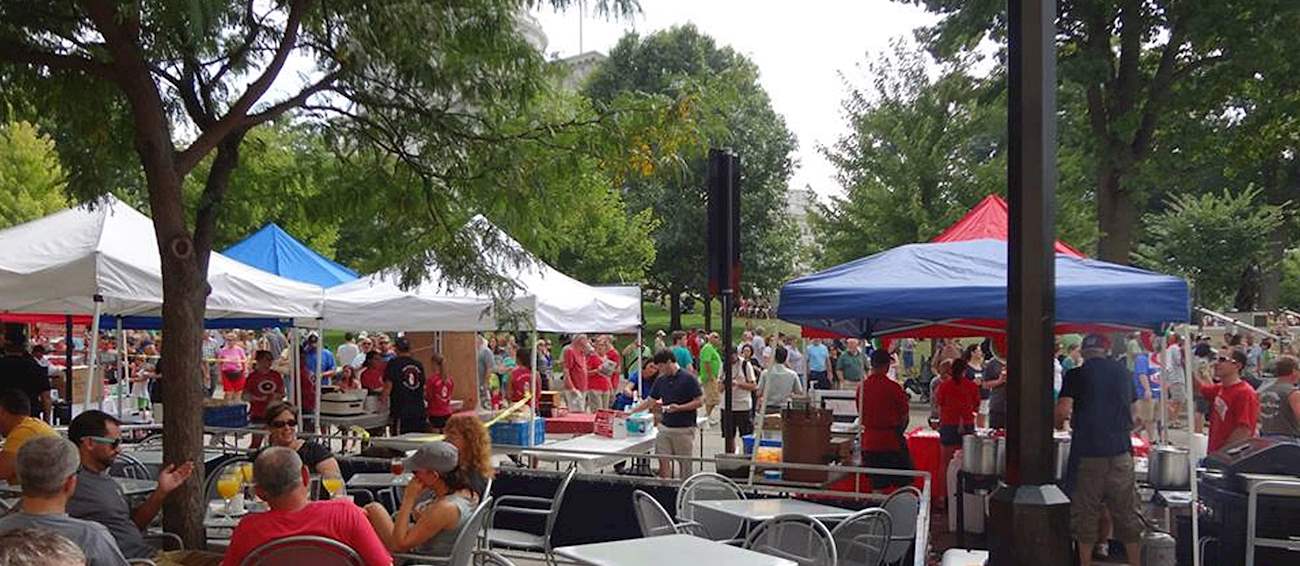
174, 0, 312, 175
1131, 11, 1197, 159
0, 39, 113, 78
242, 71, 342, 127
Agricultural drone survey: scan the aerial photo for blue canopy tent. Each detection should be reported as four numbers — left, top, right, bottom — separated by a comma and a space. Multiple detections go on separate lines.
778, 239, 1190, 339
223, 224, 358, 287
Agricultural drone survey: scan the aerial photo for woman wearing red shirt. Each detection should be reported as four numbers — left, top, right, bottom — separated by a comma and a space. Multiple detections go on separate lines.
509, 352, 538, 403
243, 350, 285, 449
425, 353, 454, 431
935, 357, 980, 495
359, 351, 386, 392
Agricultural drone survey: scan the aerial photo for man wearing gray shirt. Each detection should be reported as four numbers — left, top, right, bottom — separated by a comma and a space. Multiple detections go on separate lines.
757, 347, 806, 413
476, 335, 495, 409
0, 436, 128, 566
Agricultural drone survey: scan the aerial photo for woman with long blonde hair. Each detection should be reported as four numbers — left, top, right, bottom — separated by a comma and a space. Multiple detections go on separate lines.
441, 414, 494, 497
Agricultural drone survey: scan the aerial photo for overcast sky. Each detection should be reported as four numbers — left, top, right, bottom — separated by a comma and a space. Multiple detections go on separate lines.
530, 0, 937, 200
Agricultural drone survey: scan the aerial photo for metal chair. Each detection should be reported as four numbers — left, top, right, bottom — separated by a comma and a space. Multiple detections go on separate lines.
473, 549, 518, 566
676, 471, 747, 543
111, 452, 152, 480
394, 496, 494, 566
486, 467, 576, 565
881, 487, 921, 565
240, 535, 363, 566
632, 490, 708, 538
744, 513, 838, 566
830, 508, 892, 566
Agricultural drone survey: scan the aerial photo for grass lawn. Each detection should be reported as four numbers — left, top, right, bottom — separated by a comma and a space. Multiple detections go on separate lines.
640, 299, 800, 345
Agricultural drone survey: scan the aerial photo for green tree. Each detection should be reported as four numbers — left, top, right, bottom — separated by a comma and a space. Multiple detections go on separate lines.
900, 0, 1300, 263
584, 25, 798, 329
0, 0, 635, 544
0, 120, 68, 228
1281, 250, 1300, 310
812, 40, 1006, 268
1136, 187, 1288, 310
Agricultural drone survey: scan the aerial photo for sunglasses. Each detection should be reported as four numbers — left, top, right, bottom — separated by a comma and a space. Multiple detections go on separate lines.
88, 436, 122, 449
269, 419, 298, 429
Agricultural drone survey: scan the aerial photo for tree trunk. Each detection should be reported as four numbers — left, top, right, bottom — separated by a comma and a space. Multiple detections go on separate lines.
669, 289, 682, 331
1096, 165, 1137, 264
703, 293, 713, 332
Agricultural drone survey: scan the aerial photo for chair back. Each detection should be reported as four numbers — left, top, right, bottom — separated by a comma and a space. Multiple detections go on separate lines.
632, 490, 678, 537
446, 496, 493, 566
881, 487, 920, 565
475, 549, 518, 566
240, 535, 363, 566
204, 456, 253, 503
543, 467, 577, 540
744, 513, 838, 566
676, 472, 746, 541
830, 508, 892, 566
111, 453, 151, 480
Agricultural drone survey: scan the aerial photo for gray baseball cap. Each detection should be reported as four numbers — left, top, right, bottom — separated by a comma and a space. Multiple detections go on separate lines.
404, 441, 459, 473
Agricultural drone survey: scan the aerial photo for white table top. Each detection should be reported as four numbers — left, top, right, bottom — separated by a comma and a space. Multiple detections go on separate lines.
689, 498, 855, 522
347, 472, 411, 489
318, 412, 389, 428
556, 534, 796, 566
523, 431, 658, 471
368, 432, 445, 451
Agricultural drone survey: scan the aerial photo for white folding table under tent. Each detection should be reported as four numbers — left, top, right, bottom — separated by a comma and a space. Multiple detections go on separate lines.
0, 195, 325, 412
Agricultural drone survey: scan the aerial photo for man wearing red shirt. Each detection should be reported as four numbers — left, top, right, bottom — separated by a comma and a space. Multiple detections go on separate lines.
563, 335, 590, 412
1196, 348, 1260, 453
424, 353, 454, 431
856, 348, 912, 488
223, 447, 391, 566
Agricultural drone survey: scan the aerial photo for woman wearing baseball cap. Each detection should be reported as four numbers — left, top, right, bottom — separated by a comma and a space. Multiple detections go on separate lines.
363, 441, 477, 557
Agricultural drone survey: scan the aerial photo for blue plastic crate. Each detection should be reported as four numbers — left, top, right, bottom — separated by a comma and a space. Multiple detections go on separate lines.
490, 417, 546, 446
203, 403, 249, 428
741, 434, 782, 455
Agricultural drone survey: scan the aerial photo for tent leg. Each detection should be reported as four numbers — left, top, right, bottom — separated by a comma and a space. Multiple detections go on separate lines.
116, 317, 124, 418
529, 329, 539, 445
636, 329, 643, 401
1183, 325, 1200, 566
85, 298, 103, 415
315, 321, 323, 434
291, 328, 302, 427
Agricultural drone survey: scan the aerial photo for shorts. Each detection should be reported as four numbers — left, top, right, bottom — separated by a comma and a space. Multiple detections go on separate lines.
939, 424, 974, 446
654, 426, 696, 477
703, 380, 721, 408
722, 409, 754, 441
902, 351, 914, 368
428, 414, 450, 430
394, 416, 429, 434
809, 370, 832, 390
1069, 455, 1142, 544
221, 371, 246, 393
979, 399, 991, 416
585, 390, 611, 412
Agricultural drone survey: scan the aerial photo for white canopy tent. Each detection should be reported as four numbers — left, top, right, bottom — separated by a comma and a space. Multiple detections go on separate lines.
0, 196, 325, 411
0, 195, 324, 319
358, 215, 642, 334
309, 278, 496, 332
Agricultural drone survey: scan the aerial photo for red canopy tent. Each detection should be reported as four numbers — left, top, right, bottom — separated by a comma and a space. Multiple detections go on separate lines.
798, 194, 1101, 340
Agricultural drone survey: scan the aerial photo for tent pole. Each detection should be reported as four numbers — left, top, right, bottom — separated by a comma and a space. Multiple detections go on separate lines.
315, 321, 323, 433
116, 317, 124, 418
85, 297, 103, 414
1183, 324, 1200, 566
529, 328, 539, 446
291, 328, 302, 427
636, 328, 643, 400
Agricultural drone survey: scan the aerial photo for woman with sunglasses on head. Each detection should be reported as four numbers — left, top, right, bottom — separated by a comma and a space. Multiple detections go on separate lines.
257, 401, 342, 478
363, 442, 477, 556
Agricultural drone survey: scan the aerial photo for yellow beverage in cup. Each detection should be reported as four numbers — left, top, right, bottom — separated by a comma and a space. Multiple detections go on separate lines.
239, 463, 254, 483
322, 477, 345, 497
217, 476, 241, 500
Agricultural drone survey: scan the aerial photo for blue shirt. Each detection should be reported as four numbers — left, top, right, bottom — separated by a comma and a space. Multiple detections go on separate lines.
672, 346, 694, 371
806, 343, 830, 372
304, 347, 336, 380
1133, 353, 1159, 397
1060, 358, 1135, 458
650, 369, 704, 428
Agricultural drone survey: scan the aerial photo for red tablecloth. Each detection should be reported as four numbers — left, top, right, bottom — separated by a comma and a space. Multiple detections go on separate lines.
545, 412, 597, 434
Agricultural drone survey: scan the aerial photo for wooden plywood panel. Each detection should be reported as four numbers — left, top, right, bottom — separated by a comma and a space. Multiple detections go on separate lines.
406, 331, 479, 408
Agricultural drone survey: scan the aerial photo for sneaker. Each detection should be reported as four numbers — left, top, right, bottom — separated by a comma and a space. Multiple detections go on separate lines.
1093, 542, 1109, 560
